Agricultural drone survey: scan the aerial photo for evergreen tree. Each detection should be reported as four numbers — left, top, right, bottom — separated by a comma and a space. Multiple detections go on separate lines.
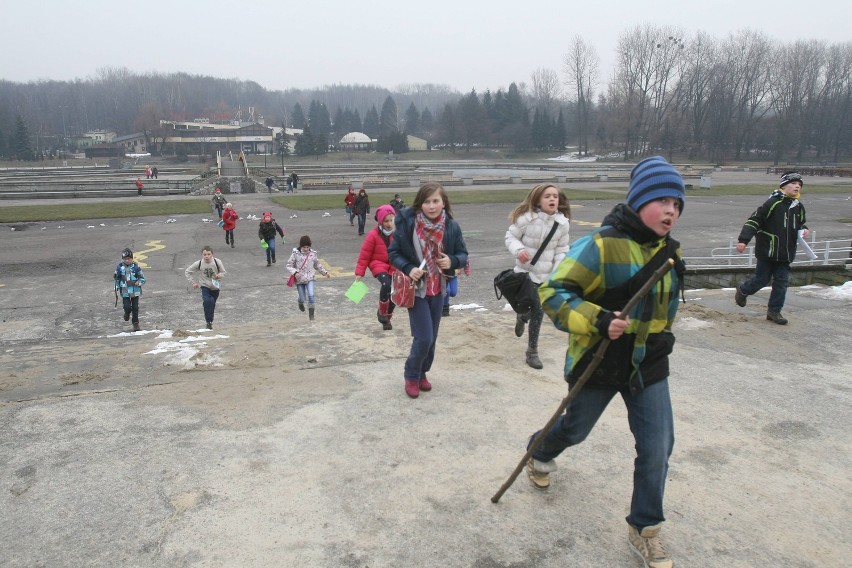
333, 106, 345, 137
506, 83, 528, 125
492, 90, 509, 146
363, 105, 380, 139
420, 107, 434, 137
438, 103, 459, 152
404, 102, 420, 135
294, 125, 316, 157
458, 89, 488, 151
0, 128, 6, 159
376, 131, 409, 154
12, 115, 34, 161
277, 122, 290, 159
379, 95, 399, 136
307, 100, 331, 153
351, 109, 363, 133
291, 103, 306, 129
553, 110, 567, 151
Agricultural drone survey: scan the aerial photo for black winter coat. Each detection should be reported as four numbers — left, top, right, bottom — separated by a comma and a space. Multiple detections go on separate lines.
738, 191, 807, 262
258, 220, 284, 241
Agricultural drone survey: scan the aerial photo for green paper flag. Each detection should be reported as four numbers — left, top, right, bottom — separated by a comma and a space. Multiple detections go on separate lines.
345, 281, 369, 304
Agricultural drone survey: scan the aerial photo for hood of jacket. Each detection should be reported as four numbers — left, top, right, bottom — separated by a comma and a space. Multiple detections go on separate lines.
601, 203, 665, 245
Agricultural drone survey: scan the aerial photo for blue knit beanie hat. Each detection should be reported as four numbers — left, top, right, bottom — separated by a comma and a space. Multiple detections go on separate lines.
627, 156, 685, 212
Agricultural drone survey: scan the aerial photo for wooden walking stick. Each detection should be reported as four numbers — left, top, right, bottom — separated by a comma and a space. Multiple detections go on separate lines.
491, 258, 676, 503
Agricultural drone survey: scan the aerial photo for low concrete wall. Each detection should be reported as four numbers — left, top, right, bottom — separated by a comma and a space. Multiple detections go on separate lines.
685, 264, 850, 289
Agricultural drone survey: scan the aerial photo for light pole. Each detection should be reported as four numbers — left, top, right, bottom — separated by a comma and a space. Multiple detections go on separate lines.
59, 105, 68, 158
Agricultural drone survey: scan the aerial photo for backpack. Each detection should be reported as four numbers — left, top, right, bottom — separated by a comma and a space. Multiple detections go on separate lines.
197, 259, 223, 272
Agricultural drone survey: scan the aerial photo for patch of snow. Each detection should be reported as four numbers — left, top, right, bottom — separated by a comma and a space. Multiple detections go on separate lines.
796, 281, 852, 301
677, 316, 713, 330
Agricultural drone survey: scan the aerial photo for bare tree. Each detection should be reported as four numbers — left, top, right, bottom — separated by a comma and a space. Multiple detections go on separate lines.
610, 24, 685, 158
563, 36, 599, 155
530, 67, 562, 117
674, 31, 718, 159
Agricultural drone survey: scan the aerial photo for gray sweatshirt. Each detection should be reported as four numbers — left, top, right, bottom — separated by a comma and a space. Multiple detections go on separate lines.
185, 257, 226, 290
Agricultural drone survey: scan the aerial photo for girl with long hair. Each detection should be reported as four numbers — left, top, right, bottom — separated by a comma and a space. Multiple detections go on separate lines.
388, 182, 468, 398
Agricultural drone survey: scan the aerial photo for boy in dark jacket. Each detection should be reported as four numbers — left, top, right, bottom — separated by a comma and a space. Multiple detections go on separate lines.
258, 211, 285, 266
734, 171, 809, 325
526, 157, 685, 568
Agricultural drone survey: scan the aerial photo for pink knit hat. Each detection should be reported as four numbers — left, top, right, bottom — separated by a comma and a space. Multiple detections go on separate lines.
374, 204, 396, 223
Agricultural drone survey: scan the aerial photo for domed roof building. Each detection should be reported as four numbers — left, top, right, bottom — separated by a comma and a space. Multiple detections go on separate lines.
339, 132, 374, 151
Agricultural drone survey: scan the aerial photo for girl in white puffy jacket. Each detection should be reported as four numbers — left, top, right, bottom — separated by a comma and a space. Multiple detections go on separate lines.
505, 184, 571, 369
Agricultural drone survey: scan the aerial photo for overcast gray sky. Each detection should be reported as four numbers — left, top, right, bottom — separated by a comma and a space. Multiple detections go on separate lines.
4, 0, 849, 93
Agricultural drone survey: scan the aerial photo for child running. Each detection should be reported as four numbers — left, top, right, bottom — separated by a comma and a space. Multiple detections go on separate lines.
505, 184, 572, 368
222, 203, 239, 248
286, 235, 330, 322
354, 204, 397, 331
388, 182, 468, 399
258, 211, 285, 266
114, 248, 145, 332
184, 246, 226, 330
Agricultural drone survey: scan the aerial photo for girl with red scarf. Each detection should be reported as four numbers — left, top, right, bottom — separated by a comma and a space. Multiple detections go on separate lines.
388, 182, 468, 399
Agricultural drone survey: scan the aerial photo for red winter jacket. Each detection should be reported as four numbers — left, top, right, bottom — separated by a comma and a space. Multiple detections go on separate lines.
222, 208, 239, 230
355, 226, 394, 277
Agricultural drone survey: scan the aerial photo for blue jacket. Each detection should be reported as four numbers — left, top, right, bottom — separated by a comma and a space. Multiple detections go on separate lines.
114, 262, 145, 297
388, 207, 468, 280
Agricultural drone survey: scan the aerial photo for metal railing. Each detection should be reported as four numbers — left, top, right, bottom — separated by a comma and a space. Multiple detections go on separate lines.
684, 235, 851, 269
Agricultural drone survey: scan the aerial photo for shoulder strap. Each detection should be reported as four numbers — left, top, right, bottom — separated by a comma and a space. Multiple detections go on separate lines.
530, 221, 560, 266
214, 259, 222, 272
197, 260, 202, 270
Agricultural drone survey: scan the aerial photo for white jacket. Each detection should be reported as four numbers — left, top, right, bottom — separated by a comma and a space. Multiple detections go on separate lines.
505, 210, 570, 284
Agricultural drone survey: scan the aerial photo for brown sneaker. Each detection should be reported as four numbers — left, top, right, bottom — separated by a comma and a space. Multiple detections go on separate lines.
734, 287, 747, 307
526, 457, 556, 490
628, 524, 673, 568
767, 311, 788, 325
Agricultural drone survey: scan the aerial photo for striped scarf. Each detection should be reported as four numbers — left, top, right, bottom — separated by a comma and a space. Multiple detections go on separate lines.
415, 210, 446, 297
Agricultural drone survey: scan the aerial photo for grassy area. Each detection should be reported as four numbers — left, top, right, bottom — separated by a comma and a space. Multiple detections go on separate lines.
0, 184, 847, 222
270, 188, 623, 210
0, 199, 211, 223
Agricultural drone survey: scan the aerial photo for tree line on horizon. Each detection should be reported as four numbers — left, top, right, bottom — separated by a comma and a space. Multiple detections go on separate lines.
1, 25, 849, 164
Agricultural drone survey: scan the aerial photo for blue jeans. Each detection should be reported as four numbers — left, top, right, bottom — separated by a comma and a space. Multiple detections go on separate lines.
530, 379, 674, 530
357, 213, 367, 234
404, 294, 443, 381
264, 238, 277, 263
201, 286, 219, 324
739, 258, 791, 312
297, 281, 316, 306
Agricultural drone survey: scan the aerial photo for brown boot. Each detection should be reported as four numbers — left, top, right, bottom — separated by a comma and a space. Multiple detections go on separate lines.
378, 300, 392, 330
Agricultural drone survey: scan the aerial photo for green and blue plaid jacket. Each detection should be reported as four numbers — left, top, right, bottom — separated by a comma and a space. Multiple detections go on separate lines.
540, 204, 683, 392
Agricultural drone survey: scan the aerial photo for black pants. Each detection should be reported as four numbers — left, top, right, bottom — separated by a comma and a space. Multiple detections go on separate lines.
122, 296, 140, 324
